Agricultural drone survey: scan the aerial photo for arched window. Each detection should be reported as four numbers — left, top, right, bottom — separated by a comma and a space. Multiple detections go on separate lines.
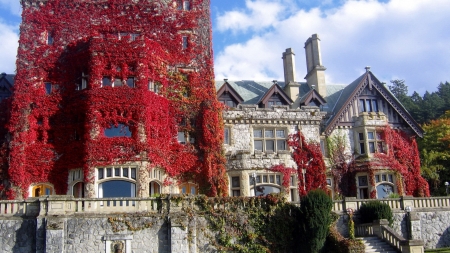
375, 173, 396, 199
179, 182, 198, 194
98, 180, 136, 198
73, 182, 85, 198
376, 184, 394, 199
32, 184, 54, 197
150, 181, 161, 196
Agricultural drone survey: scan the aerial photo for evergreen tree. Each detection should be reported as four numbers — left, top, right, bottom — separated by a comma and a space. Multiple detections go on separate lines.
298, 189, 332, 253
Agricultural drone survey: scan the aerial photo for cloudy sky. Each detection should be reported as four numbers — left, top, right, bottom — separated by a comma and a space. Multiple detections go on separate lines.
1, 0, 449, 95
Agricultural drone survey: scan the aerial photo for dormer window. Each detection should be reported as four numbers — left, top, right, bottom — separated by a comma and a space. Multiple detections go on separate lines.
359, 99, 379, 112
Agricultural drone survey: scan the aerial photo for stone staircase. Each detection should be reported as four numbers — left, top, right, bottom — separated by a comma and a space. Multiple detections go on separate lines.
360, 237, 400, 253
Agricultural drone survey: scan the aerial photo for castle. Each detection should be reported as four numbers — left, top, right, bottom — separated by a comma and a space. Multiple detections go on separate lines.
0, 0, 428, 201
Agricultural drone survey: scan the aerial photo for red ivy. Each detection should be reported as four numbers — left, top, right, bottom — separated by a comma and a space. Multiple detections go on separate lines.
3, 0, 227, 198
288, 132, 327, 197
372, 126, 430, 197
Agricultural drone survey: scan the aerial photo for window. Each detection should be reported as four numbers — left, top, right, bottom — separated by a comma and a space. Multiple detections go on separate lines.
148, 81, 160, 93
357, 175, 369, 199
73, 182, 85, 198
104, 123, 132, 137
47, 32, 53, 45
253, 128, 287, 152
224, 128, 230, 145
359, 99, 379, 112
32, 184, 54, 197
249, 173, 282, 197
358, 131, 384, 155
76, 72, 88, 90
179, 182, 198, 194
375, 173, 395, 199
183, 1, 190, 10
182, 36, 188, 49
45, 82, 52, 94
290, 175, 298, 202
126, 77, 135, 88
178, 132, 185, 144
231, 176, 240, 196
99, 180, 136, 198
98, 167, 136, 180
150, 181, 161, 196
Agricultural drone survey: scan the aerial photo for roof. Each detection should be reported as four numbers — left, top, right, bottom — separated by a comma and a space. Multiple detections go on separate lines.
215, 80, 298, 104
0, 73, 15, 86
323, 71, 424, 137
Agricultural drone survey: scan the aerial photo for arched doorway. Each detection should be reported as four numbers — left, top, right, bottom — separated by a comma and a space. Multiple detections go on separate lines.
32, 184, 54, 197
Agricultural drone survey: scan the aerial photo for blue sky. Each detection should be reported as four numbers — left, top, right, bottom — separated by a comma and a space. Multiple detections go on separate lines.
1, 0, 450, 95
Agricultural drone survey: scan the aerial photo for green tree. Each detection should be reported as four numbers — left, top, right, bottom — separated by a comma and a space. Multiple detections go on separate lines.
299, 189, 332, 253
389, 79, 408, 99
418, 111, 450, 195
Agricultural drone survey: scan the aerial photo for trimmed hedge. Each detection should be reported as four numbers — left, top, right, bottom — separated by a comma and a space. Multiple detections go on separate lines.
358, 201, 393, 226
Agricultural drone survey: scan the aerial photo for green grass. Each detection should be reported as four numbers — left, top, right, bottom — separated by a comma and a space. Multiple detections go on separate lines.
425, 249, 450, 253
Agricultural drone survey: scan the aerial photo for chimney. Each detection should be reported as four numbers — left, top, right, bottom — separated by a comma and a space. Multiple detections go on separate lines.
282, 48, 300, 108
304, 34, 327, 98
282, 48, 296, 84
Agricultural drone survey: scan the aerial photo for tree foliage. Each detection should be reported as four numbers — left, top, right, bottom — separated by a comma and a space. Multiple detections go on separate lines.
298, 189, 333, 253
418, 111, 450, 195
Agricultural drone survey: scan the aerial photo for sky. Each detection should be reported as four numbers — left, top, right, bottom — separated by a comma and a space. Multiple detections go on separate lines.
1, 0, 450, 95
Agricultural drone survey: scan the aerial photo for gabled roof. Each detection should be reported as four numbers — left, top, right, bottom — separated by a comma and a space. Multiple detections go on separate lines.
0, 73, 14, 95
0, 73, 14, 86
258, 83, 293, 105
299, 88, 326, 106
324, 71, 424, 137
216, 81, 244, 104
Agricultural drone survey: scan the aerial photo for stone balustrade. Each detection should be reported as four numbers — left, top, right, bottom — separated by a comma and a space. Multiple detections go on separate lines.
332, 196, 450, 213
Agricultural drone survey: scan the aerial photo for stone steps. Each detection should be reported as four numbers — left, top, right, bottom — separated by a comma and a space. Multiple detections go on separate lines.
360, 237, 399, 253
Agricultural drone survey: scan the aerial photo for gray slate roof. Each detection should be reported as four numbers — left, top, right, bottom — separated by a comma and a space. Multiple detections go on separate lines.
0, 73, 15, 86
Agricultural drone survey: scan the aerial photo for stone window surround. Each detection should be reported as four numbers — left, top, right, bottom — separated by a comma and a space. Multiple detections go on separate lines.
252, 127, 288, 153
375, 171, 396, 198
355, 128, 385, 156
224, 126, 231, 145
355, 172, 370, 199
95, 166, 138, 198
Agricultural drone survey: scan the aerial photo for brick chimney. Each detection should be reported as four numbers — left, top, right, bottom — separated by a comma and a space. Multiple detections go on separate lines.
304, 34, 326, 98
282, 48, 300, 108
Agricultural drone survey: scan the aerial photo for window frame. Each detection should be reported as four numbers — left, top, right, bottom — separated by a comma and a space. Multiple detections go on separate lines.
253, 127, 287, 153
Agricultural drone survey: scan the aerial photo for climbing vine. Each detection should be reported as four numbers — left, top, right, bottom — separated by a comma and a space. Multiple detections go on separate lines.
3, 0, 226, 198
287, 132, 327, 197
372, 126, 430, 197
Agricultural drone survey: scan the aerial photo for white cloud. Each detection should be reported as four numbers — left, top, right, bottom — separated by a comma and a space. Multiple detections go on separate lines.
0, 22, 19, 73
0, 0, 21, 16
216, 0, 286, 33
214, 0, 450, 95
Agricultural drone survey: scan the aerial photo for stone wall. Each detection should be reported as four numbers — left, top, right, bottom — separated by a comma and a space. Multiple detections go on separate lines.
0, 218, 37, 253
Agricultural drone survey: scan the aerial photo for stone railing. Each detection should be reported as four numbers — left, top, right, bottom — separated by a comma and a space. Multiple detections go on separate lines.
354, 222, 373, 237
332, 196, 450, 213
372, 219, 424, 253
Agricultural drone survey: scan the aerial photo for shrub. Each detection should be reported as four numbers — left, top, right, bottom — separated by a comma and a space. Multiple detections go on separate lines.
299, 189, 333, 253
323, 217, 365, 253
358, 201, 393, 226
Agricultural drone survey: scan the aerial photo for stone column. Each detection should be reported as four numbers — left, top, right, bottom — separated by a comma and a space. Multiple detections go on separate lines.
241, 171, 250, 197
45, 218, 65, 253
170, 215, 190, 253
372, 219, 389, 238
410, 212, 422, 240
138, 162, 150, 198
